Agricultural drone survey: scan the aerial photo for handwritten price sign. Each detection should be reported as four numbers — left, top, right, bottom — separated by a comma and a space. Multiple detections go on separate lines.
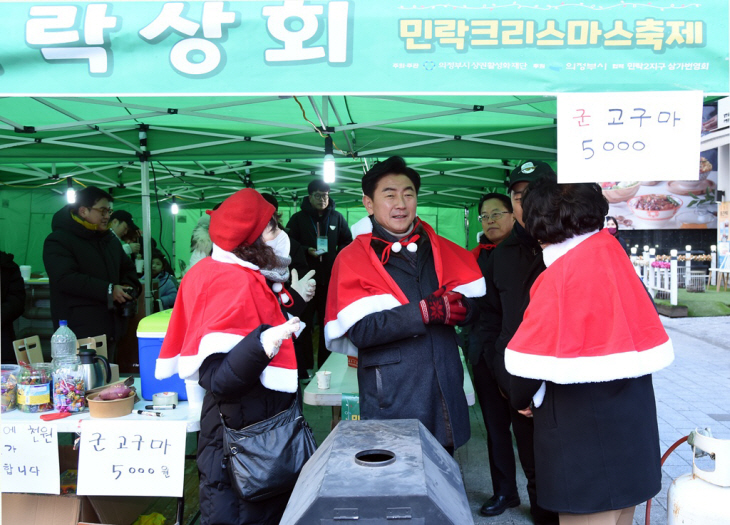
557, 91, 703, 184
77, 419, 186, 497
1, 423, 60, 494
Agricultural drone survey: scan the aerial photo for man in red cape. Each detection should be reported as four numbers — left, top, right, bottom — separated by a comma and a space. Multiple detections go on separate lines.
324, 156, 485, 452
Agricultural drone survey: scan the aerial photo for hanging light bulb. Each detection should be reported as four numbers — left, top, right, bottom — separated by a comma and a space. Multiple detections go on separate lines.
323, 135, 335, 183
171, 196, 179, 215
66, 178, 76, 204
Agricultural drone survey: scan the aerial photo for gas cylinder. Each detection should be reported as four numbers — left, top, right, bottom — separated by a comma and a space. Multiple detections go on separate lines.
667, 432, 730, 524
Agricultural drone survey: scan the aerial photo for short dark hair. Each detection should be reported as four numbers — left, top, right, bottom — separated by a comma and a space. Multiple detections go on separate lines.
522, 178, 608, 245
605, 215, 619, 232
362, 156, 421, 198
308, 180, 330, 195
478, 192, 513, 214
74, 186, 113, 212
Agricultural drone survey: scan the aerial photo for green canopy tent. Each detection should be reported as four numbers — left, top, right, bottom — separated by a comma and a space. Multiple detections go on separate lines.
1, 0, 727, 313
0, 94, 559, 300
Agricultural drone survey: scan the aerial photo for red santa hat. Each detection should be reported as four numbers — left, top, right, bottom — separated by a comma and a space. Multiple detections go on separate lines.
208, 189, 274, 251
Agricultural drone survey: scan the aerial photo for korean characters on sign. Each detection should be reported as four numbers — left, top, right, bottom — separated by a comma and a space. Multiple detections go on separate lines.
1, 424, 60, 495
25, 1, 351, 78
557, 91, 703, 184
77, 420, 186, 498
399, 17, 704, 52
26, 4, 118, 74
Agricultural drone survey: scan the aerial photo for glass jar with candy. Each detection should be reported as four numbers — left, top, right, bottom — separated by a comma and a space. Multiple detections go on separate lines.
17, 363, 54, 413
52, 357, 86, 412
1, 364, 20, 413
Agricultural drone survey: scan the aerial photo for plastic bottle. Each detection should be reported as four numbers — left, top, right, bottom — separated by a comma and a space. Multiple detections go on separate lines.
51, 320, 77, 361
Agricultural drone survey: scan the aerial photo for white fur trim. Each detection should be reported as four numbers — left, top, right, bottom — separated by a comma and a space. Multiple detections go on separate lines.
453, 277, 486, 298
155, 354, 180, 380
351, 216, 373, 237
324, 294, 402, 357
260, 365, 298, 393
542, 230, 600, 268
505, 338, 674, 385
157, 331, 245, 381
211, 244, 260, 270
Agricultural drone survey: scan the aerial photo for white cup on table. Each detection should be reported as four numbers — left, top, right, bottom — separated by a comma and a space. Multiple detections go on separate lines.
316, 370, 331, 390
19, 265, 31, 280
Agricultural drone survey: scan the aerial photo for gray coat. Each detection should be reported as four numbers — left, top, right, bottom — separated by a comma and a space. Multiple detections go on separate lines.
348, 225, 475, 449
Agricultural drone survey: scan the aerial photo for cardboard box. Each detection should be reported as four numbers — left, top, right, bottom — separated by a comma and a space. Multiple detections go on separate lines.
2, 493, 155, 525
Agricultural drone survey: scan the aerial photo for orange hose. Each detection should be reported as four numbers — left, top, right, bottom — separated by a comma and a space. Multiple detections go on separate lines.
645, 435, 689, 525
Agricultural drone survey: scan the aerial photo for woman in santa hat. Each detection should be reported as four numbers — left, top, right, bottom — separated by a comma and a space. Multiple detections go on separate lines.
155, 189, 315, 525
505, 179, 674, 525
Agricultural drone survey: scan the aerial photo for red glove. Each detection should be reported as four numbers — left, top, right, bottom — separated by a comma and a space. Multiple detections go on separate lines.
419, 286, 468, 326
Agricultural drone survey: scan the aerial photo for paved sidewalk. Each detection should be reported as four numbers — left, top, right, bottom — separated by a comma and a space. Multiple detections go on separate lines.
458, 315, 730, 525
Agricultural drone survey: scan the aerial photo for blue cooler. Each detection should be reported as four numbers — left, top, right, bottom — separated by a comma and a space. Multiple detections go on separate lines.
137, 309, 187, 401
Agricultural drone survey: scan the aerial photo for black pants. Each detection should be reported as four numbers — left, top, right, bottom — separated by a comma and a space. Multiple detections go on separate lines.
473, 356, 518, 500
511, 402, 559, 525
299, 283, 330, 369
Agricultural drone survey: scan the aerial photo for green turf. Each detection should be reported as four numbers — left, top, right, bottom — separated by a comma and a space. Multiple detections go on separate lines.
655, 287, 730, 317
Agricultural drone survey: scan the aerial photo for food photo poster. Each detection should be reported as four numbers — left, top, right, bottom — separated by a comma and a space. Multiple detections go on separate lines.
601, 109, 718, 231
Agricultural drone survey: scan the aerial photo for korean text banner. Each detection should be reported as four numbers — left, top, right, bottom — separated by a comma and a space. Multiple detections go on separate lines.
0, 0, 728, 95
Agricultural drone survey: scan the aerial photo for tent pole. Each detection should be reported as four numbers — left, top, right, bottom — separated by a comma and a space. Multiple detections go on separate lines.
464, 206, 469, 250
139, 132, 153, 315
171, 209, 176, 277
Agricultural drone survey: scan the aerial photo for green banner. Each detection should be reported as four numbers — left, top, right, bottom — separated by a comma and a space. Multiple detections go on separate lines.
0, 1, 727, 94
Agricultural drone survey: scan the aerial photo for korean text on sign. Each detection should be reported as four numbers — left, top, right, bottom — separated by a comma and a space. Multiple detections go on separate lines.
1, 423, 60, 494
77, 419, 187, 498
556, 91, 703, 184
399, 18, 704, 52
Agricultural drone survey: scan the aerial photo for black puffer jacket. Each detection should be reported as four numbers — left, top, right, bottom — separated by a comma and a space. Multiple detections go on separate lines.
478, 222, 543, 396
286, 197, 351, 286
42, 206, 140, 343
1, 251, 26, 362
197, 325, 295, 525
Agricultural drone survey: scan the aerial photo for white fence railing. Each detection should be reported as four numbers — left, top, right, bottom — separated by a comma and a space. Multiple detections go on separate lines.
632, 254, 678, 306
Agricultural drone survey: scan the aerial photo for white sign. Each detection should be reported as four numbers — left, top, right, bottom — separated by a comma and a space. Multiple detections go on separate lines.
77, 420, 187, 497
557, 91, 703, 184
718, 97, 730, 129
1, 423, 60, 494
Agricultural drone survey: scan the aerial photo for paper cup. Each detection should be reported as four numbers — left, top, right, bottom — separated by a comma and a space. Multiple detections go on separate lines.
135, 259, 144, 273
19, 265, 31, 280
316, 370, 331, 390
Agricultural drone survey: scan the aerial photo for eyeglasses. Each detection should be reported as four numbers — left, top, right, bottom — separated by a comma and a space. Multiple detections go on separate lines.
91, 206, 112, 216
311, 192, 329, 201
478, 211, 511, 222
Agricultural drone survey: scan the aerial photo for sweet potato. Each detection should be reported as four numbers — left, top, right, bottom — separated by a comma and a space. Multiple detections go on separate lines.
97, 383, 134, 400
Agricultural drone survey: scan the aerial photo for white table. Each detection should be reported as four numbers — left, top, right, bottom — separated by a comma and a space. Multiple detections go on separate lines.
303, 351, 476, 407
2, 378, 199, 523
2, 378, 201, 433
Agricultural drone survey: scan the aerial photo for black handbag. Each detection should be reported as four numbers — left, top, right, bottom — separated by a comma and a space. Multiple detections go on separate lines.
220, 392, 316, 502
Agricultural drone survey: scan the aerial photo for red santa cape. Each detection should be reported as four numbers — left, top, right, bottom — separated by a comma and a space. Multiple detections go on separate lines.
155, 245, 298, 393
324, 217, 486, 357
505, 229, 673, 384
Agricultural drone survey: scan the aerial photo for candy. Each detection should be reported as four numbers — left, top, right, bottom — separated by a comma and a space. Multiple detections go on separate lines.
17, 364, 53, 413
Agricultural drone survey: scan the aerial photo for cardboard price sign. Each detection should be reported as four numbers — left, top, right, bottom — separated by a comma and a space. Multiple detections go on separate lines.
1, 423, 60, 494
557, 91, 703, 184
77, 420, 186, 497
